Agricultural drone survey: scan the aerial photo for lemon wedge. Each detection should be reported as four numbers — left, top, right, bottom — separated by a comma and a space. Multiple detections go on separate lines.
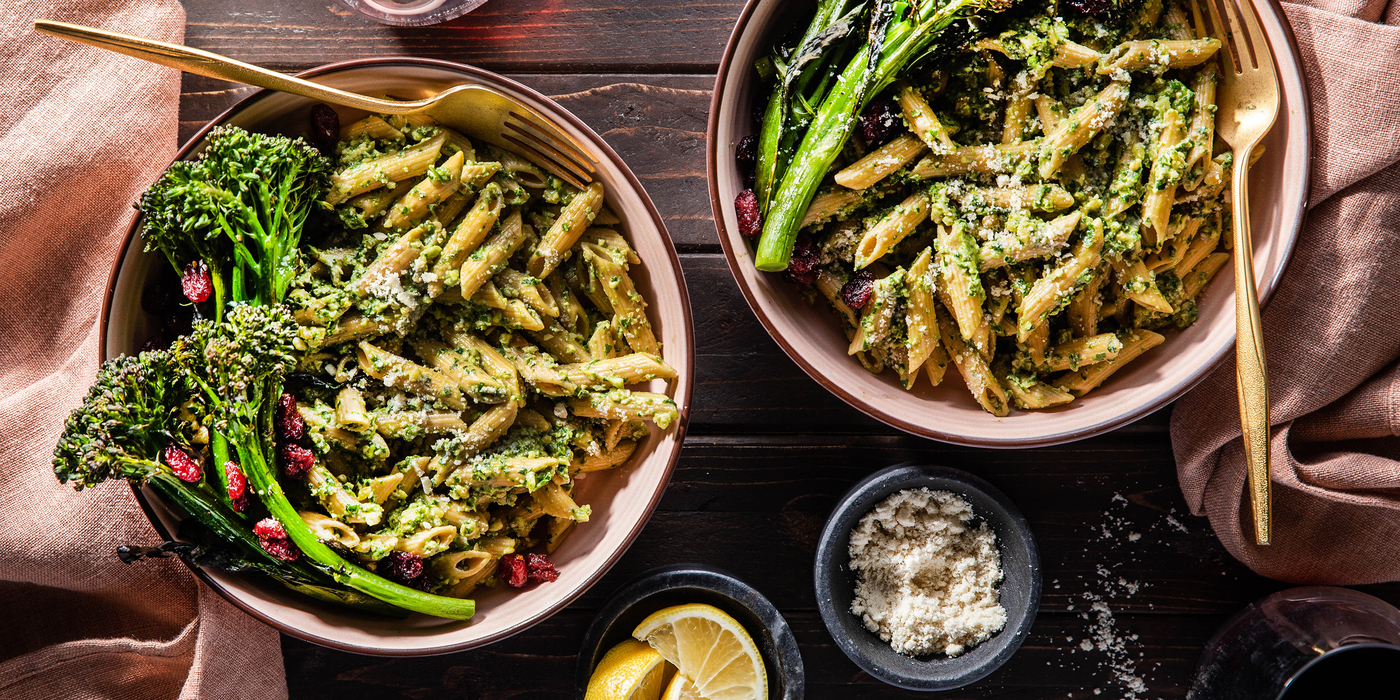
633, 604, 768, 700
586, 638, 670, 700
660, 672, 705, 700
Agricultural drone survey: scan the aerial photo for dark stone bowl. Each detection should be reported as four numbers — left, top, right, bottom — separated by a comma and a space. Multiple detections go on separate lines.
576, 564, 804, 700
813, 463, 1041, 691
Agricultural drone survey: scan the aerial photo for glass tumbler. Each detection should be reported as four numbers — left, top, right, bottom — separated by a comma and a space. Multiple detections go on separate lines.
1188, 586, 1400, 699
333, 0, 488, 26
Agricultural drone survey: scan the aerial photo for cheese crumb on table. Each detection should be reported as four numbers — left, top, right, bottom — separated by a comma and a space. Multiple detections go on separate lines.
847, 488, 1007, 657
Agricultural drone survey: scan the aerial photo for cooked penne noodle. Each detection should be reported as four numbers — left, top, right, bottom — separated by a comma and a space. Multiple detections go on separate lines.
912, 141, 1037, 179
1067, 265, 1107, 338
496, 268, 559, 319
335, 386, 372, 432
800, 188, 863, 229
1002, 372, 1075, 410
854, 192, 929, 269
570, 390, 679, 428
936, 222, 986, 340
980, 211, 1082, 271
1113, 257, 1174, 313
340, 115, 403, 141
1038, 81, 1130, 178
1053, 330, 1166, 396
1037, 332, 1124, 373
904, 247, 940, 385
583, 244, 659, 355
1097, 38, 1221, 75
1142, 108, 1186, 242
357, 341, 466, 410
327, 132, 445, 205
350, 223, 431, 297
575, 440, 638, 473
530, 323, 592, 364
1182, 64, 1219, 191
430, 183, 504, 297
1017, 219, 1104, 341
1180, 251, 1230, 300
381, 150, 465, 231
300, 510, 361, 548
896, 82, 956, 154
529, 182, 605, 279
835, 134, 928, 191
936, 303, 1009, 416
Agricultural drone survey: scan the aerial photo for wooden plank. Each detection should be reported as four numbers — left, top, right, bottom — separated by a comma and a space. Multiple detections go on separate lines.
182, 0, 744, 73
561, 432, 1315, 617
177, 73, 718, 250
280, 610, 1226, 699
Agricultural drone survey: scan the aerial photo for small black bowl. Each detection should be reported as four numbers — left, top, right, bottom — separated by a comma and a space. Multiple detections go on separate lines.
813, 463, 1041, 691
576, 564, 804, 700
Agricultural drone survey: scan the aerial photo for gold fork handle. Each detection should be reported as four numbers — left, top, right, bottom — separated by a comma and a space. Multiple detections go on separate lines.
1232, 146, 1271, 546
33, 20, 423, 115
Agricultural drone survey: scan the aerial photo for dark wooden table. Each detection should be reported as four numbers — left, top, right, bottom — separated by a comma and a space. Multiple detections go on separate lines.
175, 2, 1389, 697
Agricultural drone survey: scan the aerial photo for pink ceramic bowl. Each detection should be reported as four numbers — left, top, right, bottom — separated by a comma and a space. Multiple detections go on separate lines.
100, 58, 693, 654
708, 0, 1310, 448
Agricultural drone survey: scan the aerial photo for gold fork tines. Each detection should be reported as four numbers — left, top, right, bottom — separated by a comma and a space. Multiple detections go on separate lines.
32, 19, 598, 189
1192, 0, 1281, 545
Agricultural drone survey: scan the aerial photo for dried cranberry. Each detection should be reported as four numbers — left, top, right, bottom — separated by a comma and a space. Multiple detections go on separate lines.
859, 97, 903, 146
1066, 0, 1113, 14
310, 104, 340, 151
735, 189, 762, 238
253, 518, 299, 562
181, 260, 212, 303
380, 551, 425, 586
840, 270, 876, 310
275, 394, 306, 442
224, 462, 249, 513
253, 518, 287, 541
525, 553, 559, 583
279, 444, 315, 479
139, 335, 167, 353
499, 553, 529, 588
783, 235, 821, 285
163, 443, 202, 482
735, 135, 758, 175
260, 537, 300, 562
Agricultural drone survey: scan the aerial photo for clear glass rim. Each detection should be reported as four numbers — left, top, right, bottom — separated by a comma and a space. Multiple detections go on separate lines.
332, 0, 488, 26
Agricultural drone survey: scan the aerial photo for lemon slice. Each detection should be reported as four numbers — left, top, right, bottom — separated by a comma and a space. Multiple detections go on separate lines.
633, 604, 768, 700
586, 638, 670, 700
660, 672, 705, 700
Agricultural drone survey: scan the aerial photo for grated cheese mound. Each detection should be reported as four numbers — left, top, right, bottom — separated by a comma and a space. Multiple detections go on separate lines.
848, 488, 1007, 657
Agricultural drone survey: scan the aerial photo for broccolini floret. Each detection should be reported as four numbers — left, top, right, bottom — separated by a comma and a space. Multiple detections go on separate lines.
53, 350, 197, 490
138, 126, 332, 311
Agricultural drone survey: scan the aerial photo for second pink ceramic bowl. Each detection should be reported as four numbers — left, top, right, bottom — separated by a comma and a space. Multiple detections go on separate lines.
708, 0, 1311, 448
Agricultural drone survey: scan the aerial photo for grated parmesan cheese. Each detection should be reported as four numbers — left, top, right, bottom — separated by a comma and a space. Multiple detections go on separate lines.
848, 488, 1007, 657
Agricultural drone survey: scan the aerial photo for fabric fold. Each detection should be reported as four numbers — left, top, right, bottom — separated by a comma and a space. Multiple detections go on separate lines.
0, 1, 288, 698
1172, 0, 1400, 584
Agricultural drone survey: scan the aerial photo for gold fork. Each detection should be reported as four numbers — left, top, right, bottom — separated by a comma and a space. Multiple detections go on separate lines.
33, 20, 598, 189
1191, 0, 1280, 545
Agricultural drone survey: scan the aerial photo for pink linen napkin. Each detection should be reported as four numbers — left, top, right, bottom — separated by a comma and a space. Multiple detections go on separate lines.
1172, 0, 1400, 583
0, 2, 288, 697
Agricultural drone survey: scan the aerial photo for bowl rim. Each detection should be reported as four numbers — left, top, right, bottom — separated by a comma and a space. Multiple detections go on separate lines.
99, 56, 696, 656
705, 0, 1313, 448
574, 563, 806, 699
812, 463, 1042, 691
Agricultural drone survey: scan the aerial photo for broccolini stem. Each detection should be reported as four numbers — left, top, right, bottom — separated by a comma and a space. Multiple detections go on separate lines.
210, 431, 235, 512
236, 380, 476, 620
754, 0, 1003, 270
754, 0, 862, 215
